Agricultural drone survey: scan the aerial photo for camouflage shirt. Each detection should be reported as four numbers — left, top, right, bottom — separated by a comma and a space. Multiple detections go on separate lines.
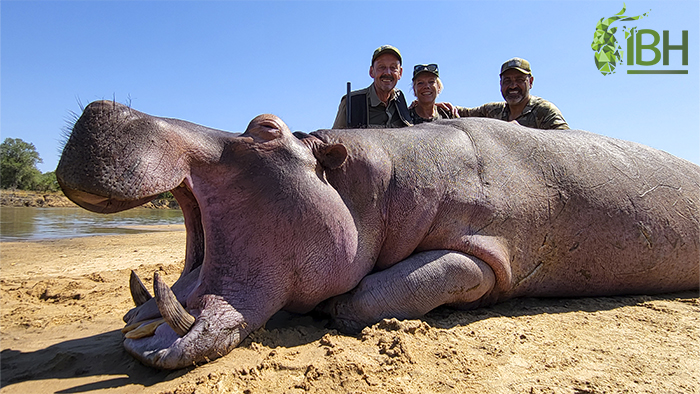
409, 106, 455, 125
456, 95, 569, 130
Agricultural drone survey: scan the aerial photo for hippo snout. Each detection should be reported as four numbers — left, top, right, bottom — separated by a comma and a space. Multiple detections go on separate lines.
57, 101, 198, 213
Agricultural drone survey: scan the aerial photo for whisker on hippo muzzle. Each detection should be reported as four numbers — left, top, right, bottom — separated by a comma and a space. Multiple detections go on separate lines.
153, 271, 195, 337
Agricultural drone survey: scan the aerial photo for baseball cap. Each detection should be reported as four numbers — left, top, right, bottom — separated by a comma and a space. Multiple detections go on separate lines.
500, 57, 532, 75
372, 45, 402, 65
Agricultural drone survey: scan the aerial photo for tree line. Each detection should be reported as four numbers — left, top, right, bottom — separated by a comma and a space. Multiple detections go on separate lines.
0, 137, 175, 200
0, 138, 59, 192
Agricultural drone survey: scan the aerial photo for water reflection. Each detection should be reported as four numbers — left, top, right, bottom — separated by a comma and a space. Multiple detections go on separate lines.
0, 207, 184, 241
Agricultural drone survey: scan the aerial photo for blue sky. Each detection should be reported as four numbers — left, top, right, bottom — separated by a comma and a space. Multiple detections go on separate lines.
2, 0, 698, 174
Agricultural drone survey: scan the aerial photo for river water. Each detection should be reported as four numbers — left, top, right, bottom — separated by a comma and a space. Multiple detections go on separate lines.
0, 207, 184, 241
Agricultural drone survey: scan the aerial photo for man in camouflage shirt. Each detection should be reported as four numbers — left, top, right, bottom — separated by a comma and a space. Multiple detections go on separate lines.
453, 58, 569, 130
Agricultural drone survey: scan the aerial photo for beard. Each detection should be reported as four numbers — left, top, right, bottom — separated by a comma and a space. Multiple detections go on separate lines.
503, 88, 526, 105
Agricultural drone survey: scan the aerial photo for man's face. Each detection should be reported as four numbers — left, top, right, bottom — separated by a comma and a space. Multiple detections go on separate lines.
369, 53, 402, 95
500, 68, 533, 106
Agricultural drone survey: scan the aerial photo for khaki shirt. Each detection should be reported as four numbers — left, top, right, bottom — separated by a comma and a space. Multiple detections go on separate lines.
457, 95, 569, 130
332, 84, 412, 129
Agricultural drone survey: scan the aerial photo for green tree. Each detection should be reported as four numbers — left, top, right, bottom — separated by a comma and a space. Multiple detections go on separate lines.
35, 171, 60, 192
0, 138, 43, 190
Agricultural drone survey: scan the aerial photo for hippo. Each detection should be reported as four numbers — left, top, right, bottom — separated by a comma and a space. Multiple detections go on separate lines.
56, 100, 699, 370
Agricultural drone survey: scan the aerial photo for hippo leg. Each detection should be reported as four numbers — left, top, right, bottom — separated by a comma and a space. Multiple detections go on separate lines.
321, 250, 495, 333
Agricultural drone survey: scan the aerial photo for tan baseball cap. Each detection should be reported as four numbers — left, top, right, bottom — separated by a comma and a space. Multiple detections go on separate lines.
372, 45, 402, 65
500, 57, 532, 75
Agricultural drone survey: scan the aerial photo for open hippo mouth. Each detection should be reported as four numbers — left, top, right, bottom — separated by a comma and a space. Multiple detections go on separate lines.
55, 101, 240, 369
116, 181, 229, 370
56, 100, 356, 369
66, 176, 208, 341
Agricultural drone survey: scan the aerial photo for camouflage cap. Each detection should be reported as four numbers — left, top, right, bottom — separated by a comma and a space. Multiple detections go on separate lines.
372, 45, 402, 65
500, 57, 532, 75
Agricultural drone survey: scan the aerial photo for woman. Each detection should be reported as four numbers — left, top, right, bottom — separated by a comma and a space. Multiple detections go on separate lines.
409, 63, 456, 124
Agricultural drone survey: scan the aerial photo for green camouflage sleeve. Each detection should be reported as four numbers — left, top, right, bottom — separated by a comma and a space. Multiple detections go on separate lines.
534, 100, 570, 130
456, 103, 501, 118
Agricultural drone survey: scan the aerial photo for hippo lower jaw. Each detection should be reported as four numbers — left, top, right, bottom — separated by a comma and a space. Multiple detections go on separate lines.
123, 294, 249, 370
118, 184, 247, 369
61, 176, 240, 369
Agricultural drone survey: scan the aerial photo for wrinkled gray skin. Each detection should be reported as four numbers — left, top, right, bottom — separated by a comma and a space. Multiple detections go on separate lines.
56, 100, 699, 370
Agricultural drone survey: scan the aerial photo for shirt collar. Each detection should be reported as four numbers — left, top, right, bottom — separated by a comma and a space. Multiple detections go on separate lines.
504, 95, 536, 119
368, 83, 397, 107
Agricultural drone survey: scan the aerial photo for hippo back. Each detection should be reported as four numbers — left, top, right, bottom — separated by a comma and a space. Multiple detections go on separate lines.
313, 118, 699, 299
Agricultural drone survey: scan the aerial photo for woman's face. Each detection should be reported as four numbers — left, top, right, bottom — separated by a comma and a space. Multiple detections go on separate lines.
413, 73, 439, 104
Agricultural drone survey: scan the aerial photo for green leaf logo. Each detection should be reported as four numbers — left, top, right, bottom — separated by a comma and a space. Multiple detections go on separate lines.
592, 3, 649, 75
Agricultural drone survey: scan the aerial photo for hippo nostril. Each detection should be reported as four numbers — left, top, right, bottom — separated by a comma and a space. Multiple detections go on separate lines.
153, 271, 195, 337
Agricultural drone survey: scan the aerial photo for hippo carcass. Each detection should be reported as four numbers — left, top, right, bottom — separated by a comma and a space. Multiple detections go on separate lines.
56, 100, 699, 369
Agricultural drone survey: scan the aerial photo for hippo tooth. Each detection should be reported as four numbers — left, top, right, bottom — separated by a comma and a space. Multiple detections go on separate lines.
129, 270, 153, 307
153, 271, 195, 337
121, 321, 142, 334
123, 318, 166, 339
121, 316, 164, 334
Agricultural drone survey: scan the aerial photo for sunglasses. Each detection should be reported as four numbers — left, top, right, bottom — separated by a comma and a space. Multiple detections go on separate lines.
414, 64, 439, 73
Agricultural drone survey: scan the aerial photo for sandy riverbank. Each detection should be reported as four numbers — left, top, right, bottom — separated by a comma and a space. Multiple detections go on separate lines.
1, 230, 698, 393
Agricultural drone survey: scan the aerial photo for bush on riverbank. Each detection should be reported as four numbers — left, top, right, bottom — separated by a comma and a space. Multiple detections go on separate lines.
0, 190, 179, 209
0, 190, 74, 207
142, 197, 180, 209
0, 138, 60, 192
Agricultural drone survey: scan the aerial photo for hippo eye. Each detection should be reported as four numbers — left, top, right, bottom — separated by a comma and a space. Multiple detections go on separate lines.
259, 120, 279, 130
245, 118, 282, 142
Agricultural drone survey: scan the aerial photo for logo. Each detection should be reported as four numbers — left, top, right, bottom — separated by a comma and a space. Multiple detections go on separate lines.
591, 3, 688, 75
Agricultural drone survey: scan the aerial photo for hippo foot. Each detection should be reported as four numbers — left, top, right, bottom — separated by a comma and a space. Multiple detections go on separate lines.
327, 316, 367, 335
315, 294, 376, 335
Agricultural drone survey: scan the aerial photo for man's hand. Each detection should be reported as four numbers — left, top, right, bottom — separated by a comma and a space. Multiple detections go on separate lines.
436, 102, 459, 118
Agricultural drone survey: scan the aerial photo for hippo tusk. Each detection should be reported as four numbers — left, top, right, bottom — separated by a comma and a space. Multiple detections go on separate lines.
129, 270, 152, 306
153, 271, 195, 337
122, 318, 166, 339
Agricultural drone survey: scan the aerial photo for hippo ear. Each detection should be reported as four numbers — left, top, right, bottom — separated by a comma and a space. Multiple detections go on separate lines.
315, 143, 348, 170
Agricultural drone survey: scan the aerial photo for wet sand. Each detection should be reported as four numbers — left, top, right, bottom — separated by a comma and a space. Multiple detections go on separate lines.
1, 229, 698, 393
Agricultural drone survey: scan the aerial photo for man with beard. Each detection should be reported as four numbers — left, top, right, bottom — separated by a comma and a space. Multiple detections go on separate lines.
332, 45, 412, 129
452, 58, 569, 130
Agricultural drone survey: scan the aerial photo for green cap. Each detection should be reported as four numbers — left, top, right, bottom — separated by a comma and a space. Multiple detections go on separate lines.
500, 57, 532, 75
372, 45, 402, 65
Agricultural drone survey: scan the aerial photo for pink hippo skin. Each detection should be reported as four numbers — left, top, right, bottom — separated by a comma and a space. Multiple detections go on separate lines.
56, 100, 699, 369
